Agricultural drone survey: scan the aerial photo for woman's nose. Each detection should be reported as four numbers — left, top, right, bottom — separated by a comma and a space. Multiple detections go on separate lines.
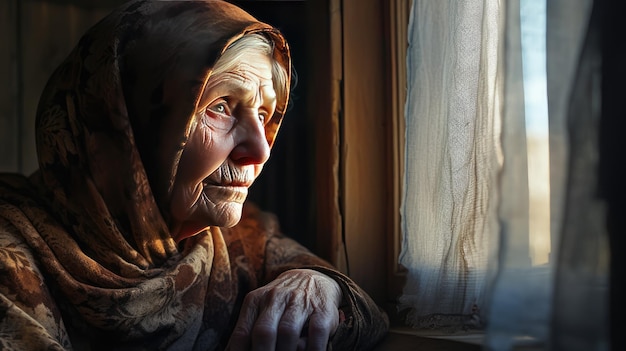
230, 114, 271, 165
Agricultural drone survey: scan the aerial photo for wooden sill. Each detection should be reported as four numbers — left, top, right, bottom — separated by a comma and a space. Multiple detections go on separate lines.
374, 327, 546, 351
372, 328, 483, 351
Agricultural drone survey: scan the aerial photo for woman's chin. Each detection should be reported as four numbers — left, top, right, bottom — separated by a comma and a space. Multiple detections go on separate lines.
212, 202, 244, 228
171, 202, 244, 242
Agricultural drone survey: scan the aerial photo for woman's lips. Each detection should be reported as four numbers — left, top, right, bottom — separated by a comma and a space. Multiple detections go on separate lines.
201, 182, 250, 202
202, 179, 253, 188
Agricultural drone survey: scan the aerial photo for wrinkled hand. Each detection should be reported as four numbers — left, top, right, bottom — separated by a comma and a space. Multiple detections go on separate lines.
226, 269, 343, 351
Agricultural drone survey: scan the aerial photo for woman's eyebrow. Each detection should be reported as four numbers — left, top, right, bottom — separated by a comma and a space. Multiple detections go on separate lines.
220, 80, 277, 106
198, 72, 277, 110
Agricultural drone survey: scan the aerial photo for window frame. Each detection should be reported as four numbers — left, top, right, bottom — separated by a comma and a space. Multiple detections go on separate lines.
309, 0, 411, 322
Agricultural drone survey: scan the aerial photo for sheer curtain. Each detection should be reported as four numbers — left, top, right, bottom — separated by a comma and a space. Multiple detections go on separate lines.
398, 0, 500, 328
398, 0, 609, 350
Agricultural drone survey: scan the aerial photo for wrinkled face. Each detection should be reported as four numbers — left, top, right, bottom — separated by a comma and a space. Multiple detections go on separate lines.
169, 51, 276, 242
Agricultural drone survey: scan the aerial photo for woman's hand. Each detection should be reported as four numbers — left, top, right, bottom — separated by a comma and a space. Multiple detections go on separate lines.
226, 269, 343, 351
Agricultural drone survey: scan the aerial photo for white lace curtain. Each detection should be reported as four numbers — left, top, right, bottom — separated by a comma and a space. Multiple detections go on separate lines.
398, 0, 609, 350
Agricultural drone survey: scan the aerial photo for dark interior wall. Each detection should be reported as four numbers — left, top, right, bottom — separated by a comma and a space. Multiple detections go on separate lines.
1, 0, 126, 174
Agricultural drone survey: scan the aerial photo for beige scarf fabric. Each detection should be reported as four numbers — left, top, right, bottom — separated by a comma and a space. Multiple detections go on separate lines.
0, 0, 388, 350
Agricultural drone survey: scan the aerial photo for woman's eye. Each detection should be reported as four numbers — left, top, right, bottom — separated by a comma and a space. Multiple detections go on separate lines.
203, 100, 236, 131
207, 102, 229, 115
259, 113, 267, 124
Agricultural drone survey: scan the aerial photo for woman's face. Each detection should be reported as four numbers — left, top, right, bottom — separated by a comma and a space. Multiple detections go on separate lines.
169, 50, 277, 242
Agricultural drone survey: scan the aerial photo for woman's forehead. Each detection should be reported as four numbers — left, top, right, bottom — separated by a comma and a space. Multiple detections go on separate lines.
209, 75, 276, 104
201, 55, 275, 105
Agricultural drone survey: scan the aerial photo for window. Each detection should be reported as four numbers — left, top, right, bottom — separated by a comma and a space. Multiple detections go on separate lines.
304, 0, 621, 350
393, 0, 611, 350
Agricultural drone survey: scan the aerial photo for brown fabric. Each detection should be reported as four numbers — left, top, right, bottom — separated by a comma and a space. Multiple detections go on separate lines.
0, 0, 388, 350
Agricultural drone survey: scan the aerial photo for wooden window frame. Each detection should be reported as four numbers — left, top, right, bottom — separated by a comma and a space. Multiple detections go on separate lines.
309, 0, 411, 324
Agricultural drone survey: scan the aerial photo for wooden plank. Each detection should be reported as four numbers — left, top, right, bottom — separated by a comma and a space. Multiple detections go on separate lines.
384, 0, 411, 323
0, 0, 19, 173
307, 0, 344, 269
342, 0, 388, 303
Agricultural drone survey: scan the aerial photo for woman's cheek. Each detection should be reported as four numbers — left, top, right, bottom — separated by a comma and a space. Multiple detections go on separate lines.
183, 128, 221, 179
169, 182, 204, 223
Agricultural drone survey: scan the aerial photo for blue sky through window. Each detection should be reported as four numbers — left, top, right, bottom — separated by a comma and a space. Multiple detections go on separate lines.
521, 0, 551, 265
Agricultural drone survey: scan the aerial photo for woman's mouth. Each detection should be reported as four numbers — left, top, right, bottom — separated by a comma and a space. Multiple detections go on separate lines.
201, 181, 250, 202
202, 179, 253, 188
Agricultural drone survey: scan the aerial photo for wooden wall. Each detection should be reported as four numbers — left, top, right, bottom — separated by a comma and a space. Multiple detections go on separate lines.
0, 0, 125, 174
0, 0, 19, 173
342, 0, 390, 304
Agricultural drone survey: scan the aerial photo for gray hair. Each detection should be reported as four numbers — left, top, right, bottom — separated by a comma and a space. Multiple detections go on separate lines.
211, 33, 289, 114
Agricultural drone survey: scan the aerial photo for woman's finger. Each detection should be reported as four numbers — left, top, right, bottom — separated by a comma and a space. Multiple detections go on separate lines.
275, 299, 309, 351
250, 296, 285, 351
302, 310, 338, 351
226, 293, 260, 351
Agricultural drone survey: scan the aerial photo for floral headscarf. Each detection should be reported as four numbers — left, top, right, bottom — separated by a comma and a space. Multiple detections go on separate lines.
34, 0, 291, 267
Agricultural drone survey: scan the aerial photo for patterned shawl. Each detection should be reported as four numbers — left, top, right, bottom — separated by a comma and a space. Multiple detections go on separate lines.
0, 0, 388, 350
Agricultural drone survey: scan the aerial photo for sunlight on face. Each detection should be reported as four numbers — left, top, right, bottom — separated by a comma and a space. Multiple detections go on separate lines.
168, 50, 277, 242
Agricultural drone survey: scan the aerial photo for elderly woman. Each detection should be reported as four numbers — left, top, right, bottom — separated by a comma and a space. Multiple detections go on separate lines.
0, 0, 388, 350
